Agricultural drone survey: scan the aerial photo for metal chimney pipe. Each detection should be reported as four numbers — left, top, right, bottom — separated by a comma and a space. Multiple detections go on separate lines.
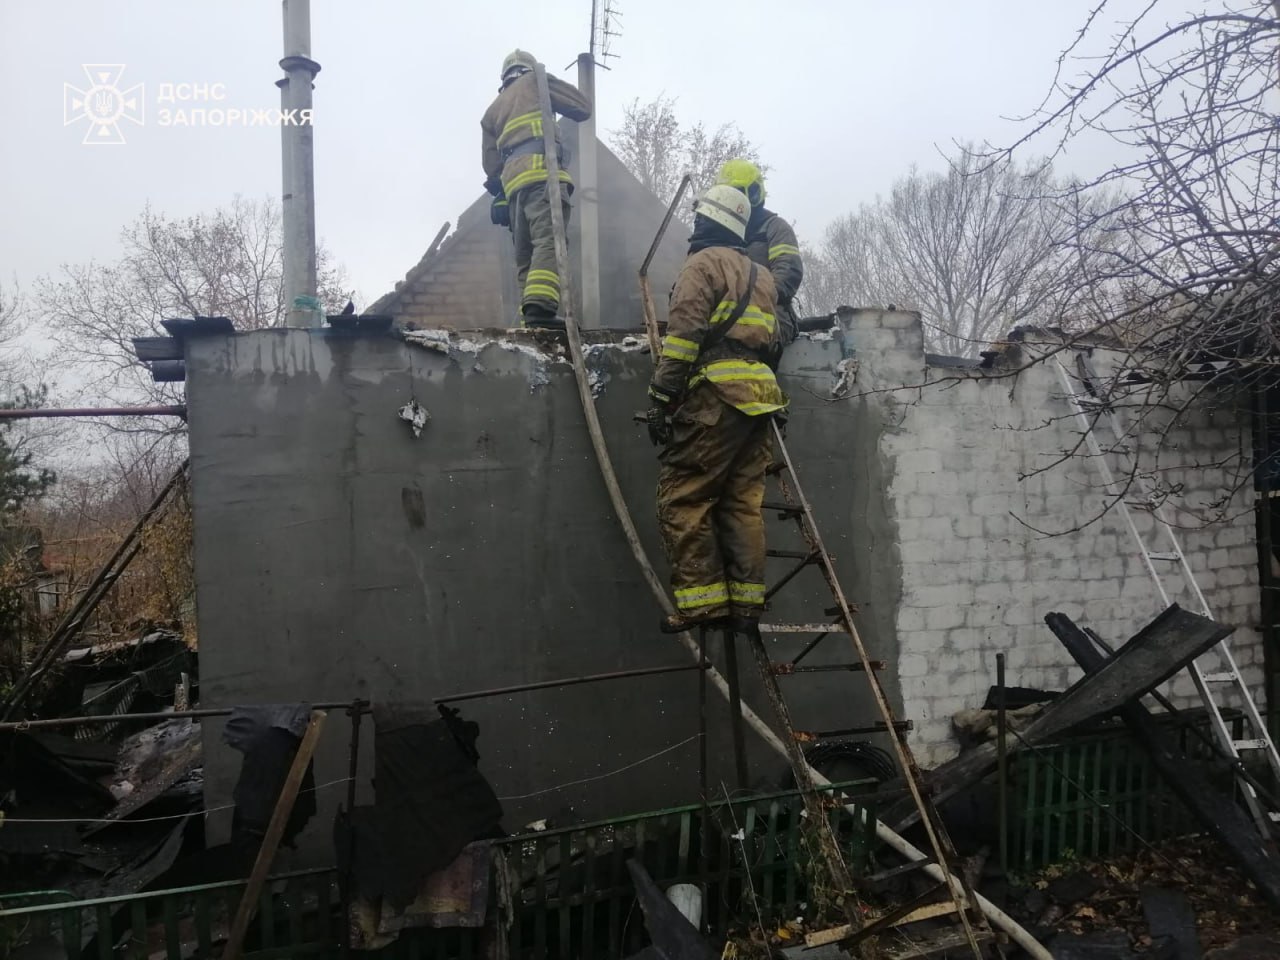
279, 0, 321, 327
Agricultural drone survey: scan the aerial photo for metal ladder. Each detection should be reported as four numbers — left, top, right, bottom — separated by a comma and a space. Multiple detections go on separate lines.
1054, 350, 1280, 839
707, 419, 1001, 958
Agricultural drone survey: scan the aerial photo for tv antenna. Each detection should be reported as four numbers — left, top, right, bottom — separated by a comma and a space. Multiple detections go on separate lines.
589, 0, 622, 64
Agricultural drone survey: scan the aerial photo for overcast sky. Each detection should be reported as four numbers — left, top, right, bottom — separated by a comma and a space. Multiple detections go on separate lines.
0, 0, 1152, 308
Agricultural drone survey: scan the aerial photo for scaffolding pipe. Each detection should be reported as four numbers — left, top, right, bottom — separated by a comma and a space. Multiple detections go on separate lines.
0, 405, 186, 420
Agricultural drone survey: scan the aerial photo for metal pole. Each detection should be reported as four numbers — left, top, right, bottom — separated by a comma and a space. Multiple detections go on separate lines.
723, 630, 750, 790
576, 53, 600, 329
996, 653, 1008, 878
280, 0, 321, 328
436, 661, 707, 703
340, 699, 364, 960
638, 174, 693, 355
1257, 381, 1280, 745
0, 405, 186, 420
0, 664, 710, 731
697, 626, 710, 926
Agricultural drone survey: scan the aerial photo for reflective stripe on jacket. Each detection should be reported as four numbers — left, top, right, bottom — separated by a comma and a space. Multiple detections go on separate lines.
649, 246, 787, 416
746, 209, 803, 305
481, 73, 591, 198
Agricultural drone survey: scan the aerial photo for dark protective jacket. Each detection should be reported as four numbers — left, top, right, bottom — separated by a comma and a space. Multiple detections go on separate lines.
746, 207, 803, 305
649, 245, 787, 416
481, 73, 591, 198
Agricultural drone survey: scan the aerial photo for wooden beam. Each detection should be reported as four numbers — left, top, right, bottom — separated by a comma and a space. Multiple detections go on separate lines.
892, 901, 961, 926
1046, 613, 1280, 908
885, 604, 1232, 831
223, 710, 327, 960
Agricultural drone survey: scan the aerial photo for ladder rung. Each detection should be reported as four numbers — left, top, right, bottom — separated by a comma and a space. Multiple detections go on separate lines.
761, 500, 803, 516
1146, 552, 1180, 561
1233, 739, 1270, 751
1203, 671, 1238, 683
766, 549, 813, 559
864, 859, 932, 885
765, 461, 787, 476
759, 623, 849, 634
772, 661, 885, 675
795, 721, 912, 741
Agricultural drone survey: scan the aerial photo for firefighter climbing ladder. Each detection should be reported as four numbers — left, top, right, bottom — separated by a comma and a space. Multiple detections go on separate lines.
524, 63, 1017, 959
1054, 350, 1280, 840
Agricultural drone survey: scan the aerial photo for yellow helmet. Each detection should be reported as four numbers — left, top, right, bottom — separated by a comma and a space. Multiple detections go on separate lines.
501, 49, 536, 83
716, 159, 766, 207
693, 185, 752, 241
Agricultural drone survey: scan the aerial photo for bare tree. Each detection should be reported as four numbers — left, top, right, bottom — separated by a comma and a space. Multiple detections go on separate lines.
0, 280, 55, 506
36, 196, 353, 409
610, 95, 766, 206
978, 1, 1280, 522
1006, 2, 1280, 344
29, 438, 191, 644
0, 281, 23, 342
803, 149, 1125, 357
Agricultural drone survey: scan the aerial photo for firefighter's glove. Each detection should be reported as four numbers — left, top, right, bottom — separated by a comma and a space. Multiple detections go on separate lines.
646, 404, 673, 447
483, 175, 504, 197
490, 196, 510, 228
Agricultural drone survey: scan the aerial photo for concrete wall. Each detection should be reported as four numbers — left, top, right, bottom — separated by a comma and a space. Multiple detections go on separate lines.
185, 326, 876, 864
184, 309, 1268, 863
847, 311, 1265, 765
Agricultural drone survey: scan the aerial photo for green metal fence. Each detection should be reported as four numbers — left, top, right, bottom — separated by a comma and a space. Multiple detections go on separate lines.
1008, 712, 1244, 869
1, 781, 880, 960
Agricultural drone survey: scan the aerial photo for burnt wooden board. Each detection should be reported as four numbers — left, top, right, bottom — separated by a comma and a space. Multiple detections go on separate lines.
1047, 612, 1280, 909
885, 604, 1231, 831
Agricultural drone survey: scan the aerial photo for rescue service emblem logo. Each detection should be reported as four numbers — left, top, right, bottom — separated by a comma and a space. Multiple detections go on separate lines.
64, 64, 145, 145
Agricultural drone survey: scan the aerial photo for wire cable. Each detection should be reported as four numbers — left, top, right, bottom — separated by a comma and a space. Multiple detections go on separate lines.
497, 734, 699, 801
0, 777, 354, 826
3, 735, 704, 823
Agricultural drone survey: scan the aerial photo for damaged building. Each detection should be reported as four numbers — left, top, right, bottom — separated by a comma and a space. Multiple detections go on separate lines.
5, 293, 1275, 958
168, 305, 1272, 860
3, 49, 1278, 960
366, 139, 688, 331
2, 7, 1280, 957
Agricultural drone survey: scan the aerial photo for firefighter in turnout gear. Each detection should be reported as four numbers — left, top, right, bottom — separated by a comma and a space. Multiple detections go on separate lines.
648, 185, 788, 634
481, 50, 591, 328
716, 159, 804, 351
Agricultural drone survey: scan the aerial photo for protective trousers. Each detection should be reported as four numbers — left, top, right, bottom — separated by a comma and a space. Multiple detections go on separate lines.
511, 182, 571, 316
657, 385, 772, 621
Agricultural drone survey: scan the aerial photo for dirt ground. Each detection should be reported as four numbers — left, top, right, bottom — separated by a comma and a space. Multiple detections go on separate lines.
1009, 834, 1280, 953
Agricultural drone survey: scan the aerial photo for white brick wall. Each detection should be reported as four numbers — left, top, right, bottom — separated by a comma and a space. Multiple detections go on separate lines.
846, 312, 1267, 766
